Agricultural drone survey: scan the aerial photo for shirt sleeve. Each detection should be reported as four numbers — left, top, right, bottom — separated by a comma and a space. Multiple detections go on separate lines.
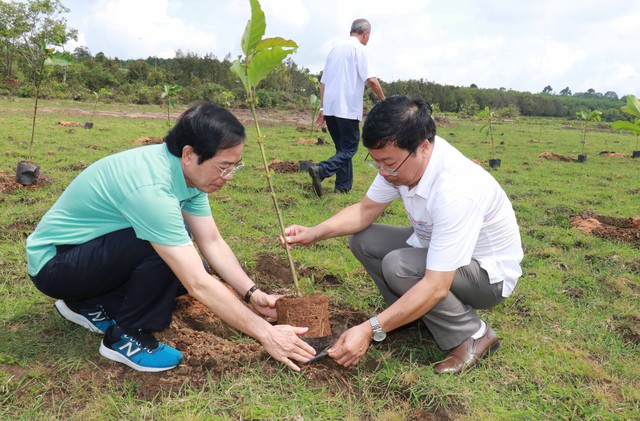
119, 185, 193, 246
366, 174, 399, 203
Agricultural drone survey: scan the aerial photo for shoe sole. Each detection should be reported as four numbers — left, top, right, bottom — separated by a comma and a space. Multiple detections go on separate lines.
99, 342, 178, 372
308, 167, 323, 197
55, 300, 103, 334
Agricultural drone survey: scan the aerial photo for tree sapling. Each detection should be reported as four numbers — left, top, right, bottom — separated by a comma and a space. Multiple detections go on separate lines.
576, 110, 602, 163
611, 94, 640, 158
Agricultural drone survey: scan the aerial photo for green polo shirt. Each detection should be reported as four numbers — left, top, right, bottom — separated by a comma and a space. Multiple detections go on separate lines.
26, 143, 211, 276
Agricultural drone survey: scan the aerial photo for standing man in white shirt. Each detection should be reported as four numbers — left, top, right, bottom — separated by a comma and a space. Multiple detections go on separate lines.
309, 18, 385, 196
282, 95, 524, 374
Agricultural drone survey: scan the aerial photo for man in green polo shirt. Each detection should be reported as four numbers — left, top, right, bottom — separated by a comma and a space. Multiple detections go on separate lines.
26, 102, 316, 372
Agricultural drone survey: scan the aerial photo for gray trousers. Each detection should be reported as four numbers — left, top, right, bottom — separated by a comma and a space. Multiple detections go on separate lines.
349, 224, 506, 350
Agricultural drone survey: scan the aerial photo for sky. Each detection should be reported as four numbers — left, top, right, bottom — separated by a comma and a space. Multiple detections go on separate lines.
59, 0, 640, 97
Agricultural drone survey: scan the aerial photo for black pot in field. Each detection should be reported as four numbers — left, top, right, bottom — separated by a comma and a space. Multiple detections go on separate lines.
15, 161, 40, 185
578, 154, 588, 163
84, 122, 94, 129
632, 151, 640, 158
489, 158, 501, 169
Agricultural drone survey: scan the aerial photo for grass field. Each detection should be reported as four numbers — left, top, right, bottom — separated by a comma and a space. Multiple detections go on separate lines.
1, 98, 638, 420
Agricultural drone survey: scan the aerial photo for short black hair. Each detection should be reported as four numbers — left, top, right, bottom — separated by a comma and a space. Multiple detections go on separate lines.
362, 95, 436, 153
165, 101, 246, 164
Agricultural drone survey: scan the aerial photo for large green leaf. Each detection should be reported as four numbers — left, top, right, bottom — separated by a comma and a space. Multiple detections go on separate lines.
44, 51, 72, 66
621, 94, 640, 118
241, 0, 266, 56
612, 120, 640, 136
247, 39, 297, 87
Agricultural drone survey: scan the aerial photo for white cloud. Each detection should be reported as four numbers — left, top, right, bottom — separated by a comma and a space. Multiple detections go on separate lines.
59, 0, 640, 97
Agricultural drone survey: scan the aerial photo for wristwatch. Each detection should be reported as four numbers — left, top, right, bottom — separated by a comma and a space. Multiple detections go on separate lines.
369, 315, 386, 342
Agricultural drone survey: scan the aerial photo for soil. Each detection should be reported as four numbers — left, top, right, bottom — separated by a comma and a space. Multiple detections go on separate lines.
0, 169, 52, 195
106, 253, 438, 415
260, 159, 300, 174
539, 151, 575, 161
570, 211, 640, 248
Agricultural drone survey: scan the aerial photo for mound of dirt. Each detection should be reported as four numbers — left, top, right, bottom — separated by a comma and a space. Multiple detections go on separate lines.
133, 136, 164, 144
259, 159, 299, 174
58, 121, 84, 127
539, 152, 574, 161
0, 169, 52, 195
599, 151, 630, 158
570, 211, 640, 247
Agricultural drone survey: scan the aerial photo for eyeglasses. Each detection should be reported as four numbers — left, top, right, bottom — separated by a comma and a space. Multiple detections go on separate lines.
209, 160, 245, 179
364, 151, 412, 176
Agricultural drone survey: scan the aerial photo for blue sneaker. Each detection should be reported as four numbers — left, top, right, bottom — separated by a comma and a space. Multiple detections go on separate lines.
55, 300, 116, 334
99, 326, 182, 372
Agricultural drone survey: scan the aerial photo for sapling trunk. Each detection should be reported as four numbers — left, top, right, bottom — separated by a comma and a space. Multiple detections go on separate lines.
249, 98, 301, 296
28, 80, 42, 160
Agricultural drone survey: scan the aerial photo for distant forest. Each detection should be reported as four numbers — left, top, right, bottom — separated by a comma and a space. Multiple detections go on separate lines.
2, 47, 631, 123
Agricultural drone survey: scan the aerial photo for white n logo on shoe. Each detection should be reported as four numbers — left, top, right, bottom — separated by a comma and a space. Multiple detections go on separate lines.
87, 310, 106, 322
118, 340, 142, 357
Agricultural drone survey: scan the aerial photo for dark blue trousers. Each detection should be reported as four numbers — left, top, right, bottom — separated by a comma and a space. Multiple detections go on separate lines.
319, 115, 361, 192
31, 228, 184, 331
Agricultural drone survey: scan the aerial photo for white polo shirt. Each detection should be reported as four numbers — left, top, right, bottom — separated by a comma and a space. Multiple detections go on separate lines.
320, 36, 376, 121
366, 136, 523, 297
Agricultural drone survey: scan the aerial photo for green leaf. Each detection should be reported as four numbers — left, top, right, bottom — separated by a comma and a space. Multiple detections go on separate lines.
241, 0, 266, 56
621, 95, 640, 117
44, 51, 72, 66
230, 58, 249, 93
247, 46, 296, 87
612, 120, 640, 136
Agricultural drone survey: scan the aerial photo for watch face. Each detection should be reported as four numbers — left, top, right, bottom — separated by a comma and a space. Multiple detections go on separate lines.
373, 330, 387, 342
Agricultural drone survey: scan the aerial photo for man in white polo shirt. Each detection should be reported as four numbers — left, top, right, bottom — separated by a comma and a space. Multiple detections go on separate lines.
309, 18, 385, 196
281, 95, 523, 374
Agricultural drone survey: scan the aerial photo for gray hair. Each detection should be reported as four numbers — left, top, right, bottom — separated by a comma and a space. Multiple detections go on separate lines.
350, 19, 371, 35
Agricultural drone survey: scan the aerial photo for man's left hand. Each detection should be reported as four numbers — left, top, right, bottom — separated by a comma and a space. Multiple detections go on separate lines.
327, 322, 372, 367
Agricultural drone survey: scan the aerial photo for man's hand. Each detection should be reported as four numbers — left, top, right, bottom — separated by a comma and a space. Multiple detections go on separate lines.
260, 325, 317, 371
279, 224, 317, 250
327, 322, 372, 367
250, 290, 281, 320
314, 109, 324, 126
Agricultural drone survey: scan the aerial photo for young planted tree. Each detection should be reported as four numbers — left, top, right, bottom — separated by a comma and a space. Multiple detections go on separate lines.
86, 87, 112, 129
161, 84, 182, 126
8, 0, 76, 185
230, 0, 299, 292
231, 0, 332, 353
478, 106, 501, 168
611, 94, 640, 158
576, 110, 602, 162
307, 76, 322, 139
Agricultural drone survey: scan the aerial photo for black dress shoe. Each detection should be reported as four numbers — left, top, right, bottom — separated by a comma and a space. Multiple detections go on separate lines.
308, 165, 323, 197
433, 324, 500, 374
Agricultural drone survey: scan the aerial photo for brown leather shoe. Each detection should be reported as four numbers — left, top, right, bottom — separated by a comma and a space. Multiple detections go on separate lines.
433, 325, 500, 374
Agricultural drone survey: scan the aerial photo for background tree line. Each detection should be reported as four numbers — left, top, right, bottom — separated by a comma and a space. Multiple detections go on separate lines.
0, 0, 632, 122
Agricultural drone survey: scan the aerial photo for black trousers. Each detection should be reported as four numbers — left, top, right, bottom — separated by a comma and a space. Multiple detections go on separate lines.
31, 228, 184, 331
318, 115, 361, 192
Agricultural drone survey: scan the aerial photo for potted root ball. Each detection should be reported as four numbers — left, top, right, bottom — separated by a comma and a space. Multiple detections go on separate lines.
576, 110, 602, 164
611, 94, 640, 159
231, 0, 332, 359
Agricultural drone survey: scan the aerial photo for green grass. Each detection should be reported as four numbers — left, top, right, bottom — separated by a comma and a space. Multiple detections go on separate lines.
1, 98, 639, 419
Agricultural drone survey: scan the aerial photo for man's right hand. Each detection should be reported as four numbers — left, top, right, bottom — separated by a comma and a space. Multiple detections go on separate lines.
279, 224, 317, 250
